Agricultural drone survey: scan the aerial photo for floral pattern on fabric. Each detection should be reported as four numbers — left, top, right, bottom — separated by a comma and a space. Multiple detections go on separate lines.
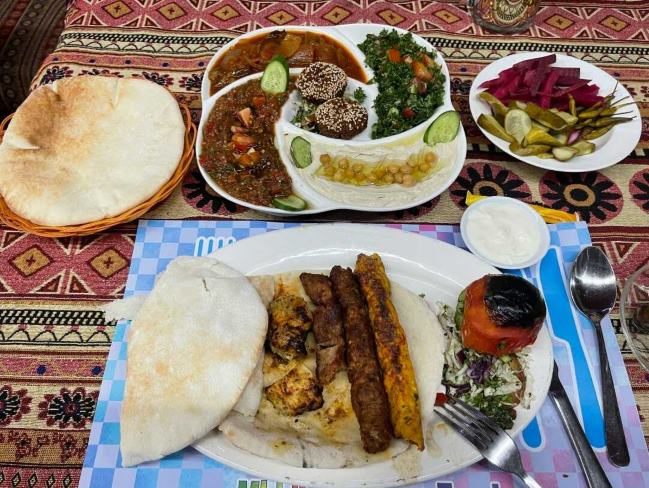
138, 71, 174, 87
180, 73, 203, 92
38, 388, 98, 429
79, 68, 124, 77
540, 172, 623, 223
182, 169, 242, 215
449, 162, 532, 207
630, 168, 649, 213
450, 77, 471, 95
39, 66, 73, 85
0, 385, 32, 426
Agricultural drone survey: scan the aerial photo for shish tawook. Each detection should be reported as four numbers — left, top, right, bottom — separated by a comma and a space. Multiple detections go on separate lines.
330, 266, 393, 454
299, 273, 346, 385
265, 364, 324, 416
355, 253, 424, 450
268, 294, 312, 361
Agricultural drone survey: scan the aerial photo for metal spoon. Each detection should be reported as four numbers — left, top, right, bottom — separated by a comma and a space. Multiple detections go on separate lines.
569, 246, 630, 467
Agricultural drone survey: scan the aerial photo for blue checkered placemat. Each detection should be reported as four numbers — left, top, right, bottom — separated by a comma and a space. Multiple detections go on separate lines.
81, 220, 649, 488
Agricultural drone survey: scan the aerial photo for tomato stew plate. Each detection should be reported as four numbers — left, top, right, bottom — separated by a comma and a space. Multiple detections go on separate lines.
192, 224, 553, 487
470, 52, 641, 173
197, 24, 466, 216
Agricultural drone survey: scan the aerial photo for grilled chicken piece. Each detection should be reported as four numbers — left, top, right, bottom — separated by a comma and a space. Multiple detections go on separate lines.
265, 364, 324, 416
329, 266, 392, 454
355, 253, 424, 450
268, 294, 312, 361
299, 273, 346, 385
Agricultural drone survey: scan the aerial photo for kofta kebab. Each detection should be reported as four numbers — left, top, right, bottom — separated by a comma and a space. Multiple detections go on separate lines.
268, 254, 424, 453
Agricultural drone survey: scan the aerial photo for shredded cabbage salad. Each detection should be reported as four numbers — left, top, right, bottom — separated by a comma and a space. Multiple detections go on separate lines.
437, 302, 533, 430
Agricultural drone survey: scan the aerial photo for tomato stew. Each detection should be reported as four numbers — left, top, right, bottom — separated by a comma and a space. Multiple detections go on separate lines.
200, 79, 294, 207
208, 30, 366, 95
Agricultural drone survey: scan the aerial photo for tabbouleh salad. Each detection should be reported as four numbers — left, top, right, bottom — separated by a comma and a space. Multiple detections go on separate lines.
358, 29, 446, 139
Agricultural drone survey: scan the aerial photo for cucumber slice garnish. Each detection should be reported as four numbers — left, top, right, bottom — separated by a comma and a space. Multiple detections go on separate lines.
272, 195, 307, 211
261, 55, 289, 94
424, 110, 461, 145
290, 136, 312, 168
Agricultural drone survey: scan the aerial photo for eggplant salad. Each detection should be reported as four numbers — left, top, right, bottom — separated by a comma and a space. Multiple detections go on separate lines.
437, 274, 547, 430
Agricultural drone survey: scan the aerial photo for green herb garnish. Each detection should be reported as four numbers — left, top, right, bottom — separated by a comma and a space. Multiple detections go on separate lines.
358, 29, 445, 138
291, 98, 319, 132
466, 392, 516, 430
353, 87, 366, 103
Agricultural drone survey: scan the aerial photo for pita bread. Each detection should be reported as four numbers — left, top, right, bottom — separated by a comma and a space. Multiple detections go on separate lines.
210, 413, 408, 469
120, 256, 268, 467
0, 76, 185, 226
232, 275, 276, 417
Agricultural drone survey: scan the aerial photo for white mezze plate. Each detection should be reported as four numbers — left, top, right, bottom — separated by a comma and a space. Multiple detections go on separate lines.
192, 224, 553, 487
197, 24, 465, 216
469, 52, 641, 173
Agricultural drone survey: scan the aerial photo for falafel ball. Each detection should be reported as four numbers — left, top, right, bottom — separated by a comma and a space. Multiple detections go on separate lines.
315, 97, 368, 140
296, 62, 347, 103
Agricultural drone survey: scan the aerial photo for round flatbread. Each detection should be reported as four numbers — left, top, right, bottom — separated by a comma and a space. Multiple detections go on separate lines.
120, 256, 268, 467
0, 76, 185, 226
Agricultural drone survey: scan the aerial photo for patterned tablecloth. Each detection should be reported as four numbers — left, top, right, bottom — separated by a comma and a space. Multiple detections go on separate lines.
0, 0, 648, 486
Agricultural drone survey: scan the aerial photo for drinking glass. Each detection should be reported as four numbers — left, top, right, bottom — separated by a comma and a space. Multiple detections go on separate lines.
620, 263, 649, 372
468, 0, 541, 33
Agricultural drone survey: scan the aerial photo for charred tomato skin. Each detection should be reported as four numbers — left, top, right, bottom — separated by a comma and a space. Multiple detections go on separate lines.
458, 275, 546, 356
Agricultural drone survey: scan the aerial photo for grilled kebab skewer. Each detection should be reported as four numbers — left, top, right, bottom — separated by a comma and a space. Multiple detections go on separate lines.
355, 253, 424, 450
330, 265, 392, 454
299, 273, 346, 385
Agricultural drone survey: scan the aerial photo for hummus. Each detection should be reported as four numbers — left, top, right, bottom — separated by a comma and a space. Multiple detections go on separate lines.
284, 131, 458, 208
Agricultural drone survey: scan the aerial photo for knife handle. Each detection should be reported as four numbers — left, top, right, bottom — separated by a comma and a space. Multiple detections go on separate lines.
549, 382, 612, 488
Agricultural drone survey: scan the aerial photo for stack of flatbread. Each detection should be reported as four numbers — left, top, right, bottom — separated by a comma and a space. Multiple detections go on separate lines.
120, 257, 269, 466
0, 76, 185, 226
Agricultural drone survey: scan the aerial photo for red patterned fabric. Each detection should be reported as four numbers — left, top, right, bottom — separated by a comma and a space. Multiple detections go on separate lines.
1, 1, 648, 486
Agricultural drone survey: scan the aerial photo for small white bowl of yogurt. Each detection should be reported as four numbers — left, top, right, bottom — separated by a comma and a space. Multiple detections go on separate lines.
460, 196, 550, 270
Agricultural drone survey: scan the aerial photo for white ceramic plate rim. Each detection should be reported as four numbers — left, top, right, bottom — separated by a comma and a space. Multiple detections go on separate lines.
460, 196, 551, 270
469, 52, 642, 172
196, 24, 465, 215
192, 224, 554, 488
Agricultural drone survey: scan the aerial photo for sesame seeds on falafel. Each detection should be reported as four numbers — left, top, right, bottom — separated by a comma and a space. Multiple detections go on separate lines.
296, 62, 348, 103
315, 97, 368, 139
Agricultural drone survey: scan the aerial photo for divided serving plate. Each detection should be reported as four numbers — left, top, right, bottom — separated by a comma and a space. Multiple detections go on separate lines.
197, 24, 466, 215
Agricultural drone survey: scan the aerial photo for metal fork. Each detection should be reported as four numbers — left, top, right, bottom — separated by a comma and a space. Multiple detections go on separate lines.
434, 398, 541, 488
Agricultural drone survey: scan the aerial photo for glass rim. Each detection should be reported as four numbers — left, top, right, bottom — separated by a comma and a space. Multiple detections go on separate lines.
619, 262, 649, 371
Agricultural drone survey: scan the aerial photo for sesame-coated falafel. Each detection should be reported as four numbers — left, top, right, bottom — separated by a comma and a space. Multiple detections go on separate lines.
315, 98, 368, 139
296, 62, 347, 103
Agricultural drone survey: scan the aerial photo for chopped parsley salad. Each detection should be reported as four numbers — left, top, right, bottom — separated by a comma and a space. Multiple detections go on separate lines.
437, 303, 532, 430
358, 29, 446, 139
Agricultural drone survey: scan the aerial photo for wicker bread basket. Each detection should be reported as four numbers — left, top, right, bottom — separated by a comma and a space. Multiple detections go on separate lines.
0, 105, 196, 237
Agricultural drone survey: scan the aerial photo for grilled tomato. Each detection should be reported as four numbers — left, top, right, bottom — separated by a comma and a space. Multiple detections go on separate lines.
455, 274, 546, 355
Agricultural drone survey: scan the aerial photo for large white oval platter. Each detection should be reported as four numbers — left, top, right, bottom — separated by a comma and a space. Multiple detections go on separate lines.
197, 24, 466, 215
192, 224, 553, 487
469, 52, 641, 173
